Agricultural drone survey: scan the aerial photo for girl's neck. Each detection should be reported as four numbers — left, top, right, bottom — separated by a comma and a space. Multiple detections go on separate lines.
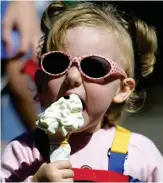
69, 120, 112, 154
69, 132, 93, 154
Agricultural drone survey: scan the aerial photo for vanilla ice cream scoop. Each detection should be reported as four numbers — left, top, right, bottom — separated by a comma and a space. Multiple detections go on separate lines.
36, 94, 84, 136
36, 94, 84, 162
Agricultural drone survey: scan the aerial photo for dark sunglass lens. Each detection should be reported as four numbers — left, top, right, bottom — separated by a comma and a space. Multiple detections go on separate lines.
42, 52, 70, 74
81, 56, 111, 78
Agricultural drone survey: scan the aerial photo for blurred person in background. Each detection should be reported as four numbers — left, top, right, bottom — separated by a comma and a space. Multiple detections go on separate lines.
1, 1, 49, 144
1, 1, 80, 144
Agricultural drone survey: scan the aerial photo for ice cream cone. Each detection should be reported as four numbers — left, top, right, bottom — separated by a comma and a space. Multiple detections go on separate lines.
36, 94, 84, 162
49, 138, 70, 162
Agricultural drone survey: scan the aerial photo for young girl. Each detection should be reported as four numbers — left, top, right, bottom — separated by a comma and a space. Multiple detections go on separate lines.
1, 2, 163, 182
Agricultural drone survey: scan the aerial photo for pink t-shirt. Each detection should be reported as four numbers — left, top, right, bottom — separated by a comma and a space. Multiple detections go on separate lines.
1, 126, 163, 182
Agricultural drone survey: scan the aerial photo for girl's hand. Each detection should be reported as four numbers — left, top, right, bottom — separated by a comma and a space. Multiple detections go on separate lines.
32, 160, 74, 182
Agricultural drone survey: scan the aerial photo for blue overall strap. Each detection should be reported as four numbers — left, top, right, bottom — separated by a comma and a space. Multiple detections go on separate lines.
108, 125, 131, 174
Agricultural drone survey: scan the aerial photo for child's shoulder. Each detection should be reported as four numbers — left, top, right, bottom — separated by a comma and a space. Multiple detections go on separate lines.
128, 129, 162, 170
9, 130, 36, 147
110, 125, 161, 154
129, 131, 160, 155
110, 126, 163, 181
1, 130, 46, 182
2, 130, 45, 169
126, 131, 163, 181
3, 128, 49, 152
2, 131, 36, 159
104, 125, 162, 163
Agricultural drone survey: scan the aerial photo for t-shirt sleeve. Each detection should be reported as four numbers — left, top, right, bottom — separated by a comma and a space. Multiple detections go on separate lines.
1, 133, 43, 182
124, 133, 163, 182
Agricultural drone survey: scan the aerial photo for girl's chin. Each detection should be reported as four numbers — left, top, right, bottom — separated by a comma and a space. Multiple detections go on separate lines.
69, 122, 90, 135
71, 120, 100, 135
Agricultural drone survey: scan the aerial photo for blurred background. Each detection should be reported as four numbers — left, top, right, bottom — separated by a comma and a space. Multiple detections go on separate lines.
1, 1, 163, 154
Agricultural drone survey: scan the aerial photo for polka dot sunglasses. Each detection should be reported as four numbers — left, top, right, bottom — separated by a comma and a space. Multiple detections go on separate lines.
40, 51, 127, 83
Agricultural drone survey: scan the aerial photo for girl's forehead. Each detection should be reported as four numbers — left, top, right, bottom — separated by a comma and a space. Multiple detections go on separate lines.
63, 26, 124, 66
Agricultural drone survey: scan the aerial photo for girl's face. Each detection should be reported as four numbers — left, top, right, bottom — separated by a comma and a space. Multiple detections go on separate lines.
40, 26, 135, 133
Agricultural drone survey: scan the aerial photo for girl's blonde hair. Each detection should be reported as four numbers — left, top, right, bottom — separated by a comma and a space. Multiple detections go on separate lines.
38, 2, 157, 123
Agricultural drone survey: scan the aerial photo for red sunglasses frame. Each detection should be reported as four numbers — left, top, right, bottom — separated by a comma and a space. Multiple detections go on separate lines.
40, 51, 127, 83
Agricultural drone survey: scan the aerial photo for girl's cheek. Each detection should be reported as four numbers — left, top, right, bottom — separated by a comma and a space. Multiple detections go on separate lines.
38, 80, 60, 108
48, 77, 67, 98
48, 80, 61, 97
39, 89, 54, 109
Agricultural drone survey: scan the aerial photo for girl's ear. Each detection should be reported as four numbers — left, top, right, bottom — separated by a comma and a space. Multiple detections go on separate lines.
113, 78, 135, 103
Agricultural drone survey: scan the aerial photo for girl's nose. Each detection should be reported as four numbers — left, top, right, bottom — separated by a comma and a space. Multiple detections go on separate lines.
65, 66, 82, 87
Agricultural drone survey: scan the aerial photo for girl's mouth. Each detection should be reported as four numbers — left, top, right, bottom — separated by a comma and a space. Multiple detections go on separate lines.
64, 95, 70, 99
81, 100, 85, 111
